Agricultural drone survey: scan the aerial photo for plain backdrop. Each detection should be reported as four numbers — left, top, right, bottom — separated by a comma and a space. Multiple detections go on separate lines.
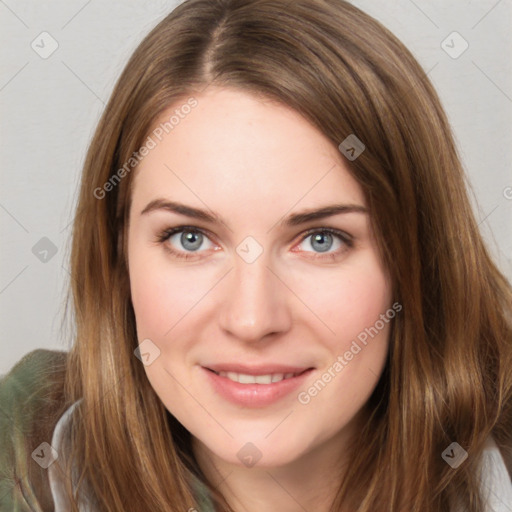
1, 0, 511, 375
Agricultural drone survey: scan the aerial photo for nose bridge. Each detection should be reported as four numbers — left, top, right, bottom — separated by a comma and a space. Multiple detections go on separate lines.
218, 251, 291, 342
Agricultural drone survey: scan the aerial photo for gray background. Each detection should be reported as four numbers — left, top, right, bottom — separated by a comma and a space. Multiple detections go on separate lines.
1, 0, 511, 375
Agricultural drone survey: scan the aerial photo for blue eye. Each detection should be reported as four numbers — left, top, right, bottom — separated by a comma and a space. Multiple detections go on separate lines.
157, 227, 214, 259
297, 228, 353, 257
174, 230, 206, 252
156, 226, 353, 261
305, 232, 336, 252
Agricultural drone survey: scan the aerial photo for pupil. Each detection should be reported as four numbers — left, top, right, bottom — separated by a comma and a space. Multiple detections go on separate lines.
181, 231, 202, 251
312, 233, 332, 253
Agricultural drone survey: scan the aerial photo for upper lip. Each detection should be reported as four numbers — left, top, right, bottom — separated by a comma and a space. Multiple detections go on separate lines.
204, 363, 313, 375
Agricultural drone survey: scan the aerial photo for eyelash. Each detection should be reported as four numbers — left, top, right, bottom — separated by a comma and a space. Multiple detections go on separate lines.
155, 226, 354, 261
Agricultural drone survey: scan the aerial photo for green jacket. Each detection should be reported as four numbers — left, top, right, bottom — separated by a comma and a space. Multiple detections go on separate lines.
0, 349, 215, 511
0, 349, 68, 511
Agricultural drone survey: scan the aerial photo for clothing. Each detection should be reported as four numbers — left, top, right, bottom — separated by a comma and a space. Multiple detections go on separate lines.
476, 436, 512, 511
1, 349, 512, 511
0, 349, 215, 511
47, 400, 216, 511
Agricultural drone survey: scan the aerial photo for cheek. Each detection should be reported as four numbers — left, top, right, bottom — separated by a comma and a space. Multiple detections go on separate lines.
128, 240, 215, 342
298, 254, 392, 410
128, 233, 177, 340
291, 252, 392, 348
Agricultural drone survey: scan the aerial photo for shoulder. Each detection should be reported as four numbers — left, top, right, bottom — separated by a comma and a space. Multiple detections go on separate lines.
0, 349, 68, 433
1, 348, 67, 395
479, 436, 512, 511
0, 349, 69, 511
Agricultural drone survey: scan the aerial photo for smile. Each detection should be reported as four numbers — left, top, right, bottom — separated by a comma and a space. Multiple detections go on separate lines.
202, 366, 314, 407
211, 370, 304, 384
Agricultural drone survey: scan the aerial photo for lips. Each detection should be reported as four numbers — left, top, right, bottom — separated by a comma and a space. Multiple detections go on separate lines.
201, 364, 315, 407
204, 364, 312, 384
204, 363, 312, 375
212, 371, 301, 384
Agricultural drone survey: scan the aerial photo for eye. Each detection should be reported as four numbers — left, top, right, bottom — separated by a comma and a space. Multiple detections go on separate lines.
156, 226, 353, 261
295, 228, 353, 259
156, 226, 216, 260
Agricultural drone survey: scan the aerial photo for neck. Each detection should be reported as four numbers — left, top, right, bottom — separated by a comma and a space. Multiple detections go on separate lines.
192, 409, 367, 512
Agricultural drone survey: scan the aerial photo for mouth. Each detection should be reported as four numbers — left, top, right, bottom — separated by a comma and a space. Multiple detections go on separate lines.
206, 368, 310, 385
201, 365, 315, 407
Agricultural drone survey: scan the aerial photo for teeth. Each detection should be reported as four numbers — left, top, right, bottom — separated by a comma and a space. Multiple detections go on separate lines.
216, 371, 299, 384
255, 374, 272, 384
239, 373, 256, 384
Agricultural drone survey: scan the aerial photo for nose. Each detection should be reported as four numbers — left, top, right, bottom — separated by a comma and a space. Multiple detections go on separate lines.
218, 255, 292, 344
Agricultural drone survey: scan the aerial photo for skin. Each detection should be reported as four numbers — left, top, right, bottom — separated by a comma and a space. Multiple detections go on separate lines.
127, 87, 393, 512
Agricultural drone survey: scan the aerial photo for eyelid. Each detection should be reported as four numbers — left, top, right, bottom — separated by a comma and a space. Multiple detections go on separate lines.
157, 225, 353, 259
298, 226, 353, 244
157, 225, 218, 244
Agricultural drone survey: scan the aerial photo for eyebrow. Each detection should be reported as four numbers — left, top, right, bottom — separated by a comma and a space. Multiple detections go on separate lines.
140, 199, 368, 227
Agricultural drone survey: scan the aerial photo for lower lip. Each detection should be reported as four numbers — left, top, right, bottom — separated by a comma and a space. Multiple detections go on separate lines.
202, 367, 314, 408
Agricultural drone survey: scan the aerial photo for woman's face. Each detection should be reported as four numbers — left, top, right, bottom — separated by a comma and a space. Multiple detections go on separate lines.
127, 87, 393, 469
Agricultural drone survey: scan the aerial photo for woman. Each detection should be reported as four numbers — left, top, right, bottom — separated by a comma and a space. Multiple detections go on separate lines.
1, 0, 511, 510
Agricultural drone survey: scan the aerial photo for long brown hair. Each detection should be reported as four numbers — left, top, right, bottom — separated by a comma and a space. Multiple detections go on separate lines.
35, 0, 512, 510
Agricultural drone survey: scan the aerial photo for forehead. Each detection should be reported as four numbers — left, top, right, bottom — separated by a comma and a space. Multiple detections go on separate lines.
131, 87, 365, 220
